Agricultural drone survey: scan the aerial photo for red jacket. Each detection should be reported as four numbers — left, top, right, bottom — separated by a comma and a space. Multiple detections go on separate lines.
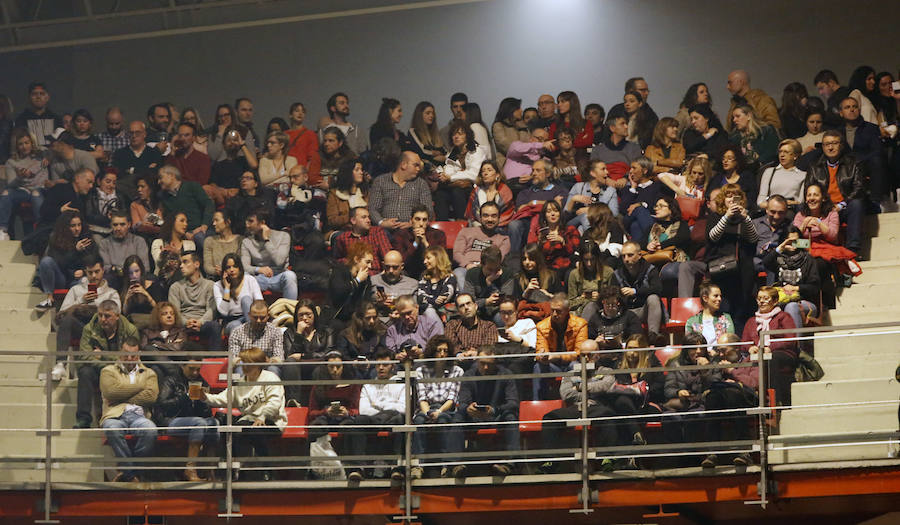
549, 120, 594, 150
464, 182, 515, 226
741, 310, 798, 360
527, 219, 580, 270
286, 127, 323, 185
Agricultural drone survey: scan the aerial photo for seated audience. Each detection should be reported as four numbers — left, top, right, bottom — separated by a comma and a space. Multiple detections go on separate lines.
508, 159, 568, 250
112, 121, 162, 200
203, 210, 241, 278
455, 201, 511, 283
370, 250, 418, 321
729, 104, 779, 170
513, 243, 562, 308
326, 159, 368, 234
645, 117, 686, 175
682, 103, 729, 159
706, 145, 757, 207
168, 251, 221, 351
140, 301, 188, 379
462, 245, 515, 322
306, 351, 361, 477
464, 161, 514, 226
433, 119, 489, 220
491, 97, 529, 168
155, 359, 218, 481
549, 91, 593, 151
369, 98, 411, 152
704, 333, 757, 467
415, 245, 457, 317
205, 127, 253, 207
407, 101, 447, 167
447, 346, 519, 477
385, 295, 443, 357
282, 298, 334, 403
84, 167, 128, 238
589, 115, 642, 183
645, 196, 691, 294
757, 139, 806, 209
99, 338, 158, 482
35, 211, 96, 311
586, 285, 643, 343
48, 130, 98, 182
549, 127, 589, 186
685, 281, 735, 347
333, 207, 393, 274
797, 109, 825, 154
318, 127, 357, 185
527, 200, 580, 278
410, 335, 464, 479
119, 254, 164, 327
390, 204, 446, 279
741, 286, 798, 406
623, 90, 655, 149
726, 69, 782, 132
258, 131, 296, 188
763, 227, 820, 328
241, 208, 297, 300
130, 174, 163, 238
564, 160, 619, 233
793, 183, 839, 244
98, 210, 149, 288
151, 212, 196, 275
619, 157, 664, 244
503, 127, 553, 192
0, 128, 49, 238
567, 239, 614, 317
582, 202, 626, 268
659, 156, 711, 200
228, 299, 284, 370
224, 170, 276, 236
334, 301, 387, 360
612, 241, 664, 338
75, 299, 138, 429
201, 347, 286, 482
753, 195, 791, 279
166, 122, 211, 185
329, 242, 375, 325
444, 293, 498, 363
157, 165, 214, 249
368, 151, 432, 232
214, 253, 262, 334
803, 130, 866, 253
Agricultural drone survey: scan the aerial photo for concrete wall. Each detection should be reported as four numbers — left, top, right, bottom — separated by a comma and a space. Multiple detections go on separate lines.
0, 0, 892, 133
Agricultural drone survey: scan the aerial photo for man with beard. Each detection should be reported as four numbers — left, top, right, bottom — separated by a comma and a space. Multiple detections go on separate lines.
241, 208, 297, 300
165, 122, 211, 185
370, 250, 419, 321
612, 241, 663, 339
453, 202, 511, 284
317, 92, 368, 155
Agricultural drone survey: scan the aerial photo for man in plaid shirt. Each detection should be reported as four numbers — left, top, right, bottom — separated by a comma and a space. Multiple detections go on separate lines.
227, 300, 284, 375
368, 151, 433, 231
332, 207, 393, 274
444, 293, 498, 367
97, 107, 129, 162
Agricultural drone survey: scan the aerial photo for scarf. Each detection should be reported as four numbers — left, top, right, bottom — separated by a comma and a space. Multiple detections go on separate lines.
754, 306, 782, 346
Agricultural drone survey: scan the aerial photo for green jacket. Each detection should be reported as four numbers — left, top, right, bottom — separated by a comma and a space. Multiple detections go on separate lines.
78, 314, 139, 369
160, 180, 214, 231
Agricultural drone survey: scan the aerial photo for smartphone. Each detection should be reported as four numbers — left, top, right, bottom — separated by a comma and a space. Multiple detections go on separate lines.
474, 404, 489, 411
375, 285, 385, 294
158, 131, 169, 142
538, 227, 549, 236
893, 80, 900, 94
794, 238, 811, 249
87, 283, 97, 294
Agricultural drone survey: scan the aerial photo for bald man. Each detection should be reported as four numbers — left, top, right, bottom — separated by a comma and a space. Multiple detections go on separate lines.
368, 150, 433, 230
112, 120, 163, 200
370, 250, 419, 320
99, 107, 128, 161
725, 69, 781, 132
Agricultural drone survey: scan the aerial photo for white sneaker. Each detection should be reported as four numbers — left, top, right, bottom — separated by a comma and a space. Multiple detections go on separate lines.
35, 298, 54, 312
50, 362, 67, 381
0, 229, 9, 241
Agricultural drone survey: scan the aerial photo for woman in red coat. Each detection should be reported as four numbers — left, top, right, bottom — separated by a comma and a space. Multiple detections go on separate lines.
741, 286, 798, 406
527, 200, 580, 280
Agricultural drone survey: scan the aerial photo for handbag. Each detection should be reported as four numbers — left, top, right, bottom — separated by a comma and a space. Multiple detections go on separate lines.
641, 247, 676, 264
675, 195, 703, 221
708, 243, 739, 278
309, 435, 347, 480
794, 350, 824, 382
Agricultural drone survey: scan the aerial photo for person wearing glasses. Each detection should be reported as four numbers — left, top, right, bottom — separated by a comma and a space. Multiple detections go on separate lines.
803, 129, 867, 253
740, 286, 798, 406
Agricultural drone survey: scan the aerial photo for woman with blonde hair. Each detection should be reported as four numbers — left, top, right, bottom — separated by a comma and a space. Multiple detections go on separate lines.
645, 117, 685, 175
258, 131, 297, 187
756, 139, 805, 209
659, 156, 710, 200
415, 245, 457, 316
582, 202, 626, 267
729, 104, 779, 170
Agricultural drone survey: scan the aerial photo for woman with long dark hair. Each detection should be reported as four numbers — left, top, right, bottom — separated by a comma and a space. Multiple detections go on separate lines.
527, 199, 580, 277
623, 91, 655, 149
464, 160, 514, 226
283, 298, 335, 404
151, 212, 196, 275
120, 254, 165, 324
462, 102, 493, 160
334, 300, 386, 360
566, 239, 613, 316
407, 101, 446, 165
411, 335, 463, 478
326, 159, 369, 233
778, 82, 809, 139
645, 196, 691, 295
434, 119, 488, 220
203, 210, 241, 278
130, 174, 163, 237
370, 98, 412, 150
848, 65, 879, 124
513, 243, 561, 304
582, 202, 626, 268
682, 103, 729, 159
549, 91, 592, 151
214, 253, 262, 335
675, 83, 711, 137
35, 211, 97, 311
706, 144, 757, 204
319, 127, 356, 186
492, 97, 529, 167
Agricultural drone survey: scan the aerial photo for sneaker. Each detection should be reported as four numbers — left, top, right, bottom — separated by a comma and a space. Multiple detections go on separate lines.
0, 229, 9, 241
450, 465, 467, 478
50, 362, 67, 381
409, 466, 423, 480
733, 453, 752, 467
72, 418, 92, 429
347, 470, 363, 482
600, 458, 616, 472
390, 468, 405, 481
439, 467, 449, 478
35, 299, 54, 312
632, 431, 646, 446
536, 461, 557, 475
701, 454, 718, 469
491, 464, 511, 476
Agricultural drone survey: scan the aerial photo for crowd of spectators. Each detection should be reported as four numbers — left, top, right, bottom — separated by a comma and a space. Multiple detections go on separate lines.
0, 64, 898, 482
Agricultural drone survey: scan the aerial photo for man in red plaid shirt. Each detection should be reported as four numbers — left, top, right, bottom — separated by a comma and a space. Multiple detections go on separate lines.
332, 206, 393, 274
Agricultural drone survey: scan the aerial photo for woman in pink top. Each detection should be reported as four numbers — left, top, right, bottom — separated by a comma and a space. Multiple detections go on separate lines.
792, 183, 838, 244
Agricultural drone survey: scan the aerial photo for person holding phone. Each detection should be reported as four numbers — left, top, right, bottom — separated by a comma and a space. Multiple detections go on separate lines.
763, 227, 821, 329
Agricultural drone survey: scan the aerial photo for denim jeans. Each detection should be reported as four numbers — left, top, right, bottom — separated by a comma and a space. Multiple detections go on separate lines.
254, 270, 298, 300
38, 256, 67, 294
0, 187, 43, 231
168, 416, 219, 444
102, 410, 158, 480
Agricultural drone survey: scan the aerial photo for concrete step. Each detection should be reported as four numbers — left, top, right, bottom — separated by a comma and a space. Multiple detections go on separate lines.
0, 381, 79, 404
818, 356, 900, 382
813, 331, 900, 358
790, 377, 899, 406
0, 430, 108, 457
0, 402, 79, 429
0, 262, 37, 288
0, 306, 52, 332
868, 235, 900, 262
770, 443, 896, 464
852, 260, 900, 285
0, 468, 102, 483
0, 241, 38, 264
0, 333, 54, 351
0, 357, 57, 381
837, 283, 900, 308
829, 306, 900, 326
778, 404, 898, 436
0, 290, 47, 309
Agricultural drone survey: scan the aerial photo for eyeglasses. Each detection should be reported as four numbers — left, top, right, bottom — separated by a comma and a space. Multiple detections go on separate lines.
383, 264, 401, 270
823, 141, 841, 147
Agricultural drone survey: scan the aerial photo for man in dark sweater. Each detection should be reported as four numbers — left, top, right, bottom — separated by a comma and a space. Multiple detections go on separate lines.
158, 164, 214, 249
618, 157, 665, 244
613, 242, 664, 337
508, 159, 567, 250
590, 116, 642, 183
112, 121, 163, 200
446, 346, 519, 477
839, 97, 887, 206
13, 81, 63, 147
39, 167, 95, 227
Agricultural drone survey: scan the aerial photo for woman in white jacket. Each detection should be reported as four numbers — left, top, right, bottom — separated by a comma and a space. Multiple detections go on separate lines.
203, 347, 286, 481
434, 119, 488, 220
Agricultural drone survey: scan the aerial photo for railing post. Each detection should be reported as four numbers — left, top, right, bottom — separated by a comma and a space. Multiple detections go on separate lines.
756, 329, 769, 509
223, 350, 237, 517
577, 353, 592, 514
35, 353, 59, 524
403, 358, 414, 522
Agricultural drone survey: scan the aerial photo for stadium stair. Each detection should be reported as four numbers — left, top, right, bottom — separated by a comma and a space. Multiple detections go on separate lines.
772, 213, 900, 464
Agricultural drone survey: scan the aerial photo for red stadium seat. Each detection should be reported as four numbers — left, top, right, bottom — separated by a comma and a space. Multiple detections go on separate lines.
518, 400, 564, 433
199, 358, 228, 391
282, 406, 310, 440
429, 221, 467, 250
663, 297, 702, 343
654, 345, 680, 368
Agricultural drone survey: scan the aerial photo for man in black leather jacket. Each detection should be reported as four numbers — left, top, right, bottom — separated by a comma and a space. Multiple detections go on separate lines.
155, 361, 217, 481
803, 130, 867, 253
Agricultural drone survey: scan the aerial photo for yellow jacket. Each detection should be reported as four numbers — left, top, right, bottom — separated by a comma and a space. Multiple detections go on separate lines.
535, 315, 588, 362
